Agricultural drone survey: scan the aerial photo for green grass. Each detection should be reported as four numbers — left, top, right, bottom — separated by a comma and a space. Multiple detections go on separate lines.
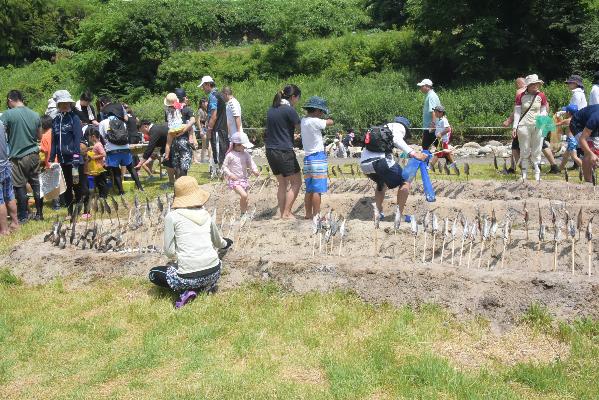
0, 280, 598, 399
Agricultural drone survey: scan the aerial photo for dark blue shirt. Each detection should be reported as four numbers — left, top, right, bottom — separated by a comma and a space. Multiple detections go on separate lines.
572, 104, 599, 136
264, 104, 300, 150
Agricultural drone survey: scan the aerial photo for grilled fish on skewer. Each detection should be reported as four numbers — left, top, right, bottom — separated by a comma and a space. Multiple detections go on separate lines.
577, 207, 583, 240
523, 202, 529, 240
458, 217, 468, 267
586, 216, 594, 276
464, 162, 470, 180
443, 162, 451, 176
411, 215, 418, 261
502, 158, 508, 175
394, 205, 402, 233
440, 217, 449, 263
493, 153, 498, 170
431, 213, 439, 263
451, 217, 458, 266
422, 211, 430, 263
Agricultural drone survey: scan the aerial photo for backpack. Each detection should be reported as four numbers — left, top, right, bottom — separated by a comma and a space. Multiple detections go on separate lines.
364, 125, 394, 154
105, 118, 129, 145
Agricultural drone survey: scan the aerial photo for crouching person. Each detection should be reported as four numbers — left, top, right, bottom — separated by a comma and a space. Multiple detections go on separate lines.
360, 118, 427, 217
149, 176, 232, 308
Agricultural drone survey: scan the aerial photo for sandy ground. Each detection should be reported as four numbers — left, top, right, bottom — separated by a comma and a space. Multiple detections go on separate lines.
4, 176, 599, 329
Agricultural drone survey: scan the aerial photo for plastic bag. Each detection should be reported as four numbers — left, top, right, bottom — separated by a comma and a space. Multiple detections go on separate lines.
40, 163, 66, 200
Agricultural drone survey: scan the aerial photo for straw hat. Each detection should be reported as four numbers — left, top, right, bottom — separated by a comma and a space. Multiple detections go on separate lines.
164, 93, 178, 107
172, 176, 210, 209
524, 74, 544, 87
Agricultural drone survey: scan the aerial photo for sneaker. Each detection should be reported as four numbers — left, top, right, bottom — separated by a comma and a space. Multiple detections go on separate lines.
548, 164, 560, 174
175, 290, 197, 309
379, 212, 385, 220
506, 167, 515, 174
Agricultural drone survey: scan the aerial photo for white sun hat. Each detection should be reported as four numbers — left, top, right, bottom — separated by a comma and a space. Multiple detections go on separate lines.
197, 75, 215, 88
524, 74, 544, 87
231, 132, 254, 149
417, 78, 433, 87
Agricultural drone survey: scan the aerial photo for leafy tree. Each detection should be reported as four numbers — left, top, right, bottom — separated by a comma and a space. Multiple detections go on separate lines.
364, 0, 408, 29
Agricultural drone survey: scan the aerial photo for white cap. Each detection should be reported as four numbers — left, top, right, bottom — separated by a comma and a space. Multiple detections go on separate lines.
417, 78, 433, 87
231, 132, 254, 149
197, 75, 215, 88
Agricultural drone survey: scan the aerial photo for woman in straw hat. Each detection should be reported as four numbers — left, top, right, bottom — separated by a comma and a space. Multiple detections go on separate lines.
512, 74, 549, 181
148, 176, 232, 308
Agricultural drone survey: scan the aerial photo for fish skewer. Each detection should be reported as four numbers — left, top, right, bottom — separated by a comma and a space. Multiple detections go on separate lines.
478, 216, 489, 269
458, 217, 468, 267
568, 213, 577, 275
467, 219, 478, 269
586, 217, 594, 276
450, 217, 458, 266
500, 217, 511, 269
312, 214, 320, 257
338, 217, 346, 257
430, 213, 439, 263
537, 205, 546, 272
411, 215, 418, 261
440, 217, 449, 264
421, 211, 430, 263
487, 210, 498, 270
523, 202, 529, 241
553, 219, 562, 272
464, 163, 470, 181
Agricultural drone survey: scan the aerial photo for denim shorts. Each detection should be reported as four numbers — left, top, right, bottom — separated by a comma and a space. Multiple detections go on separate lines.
106, 150, 133, 167
0, 166, 15, 205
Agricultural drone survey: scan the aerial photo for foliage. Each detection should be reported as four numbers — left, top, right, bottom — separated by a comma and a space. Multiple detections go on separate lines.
364, 0, 408, 29
0, 269, 21, 286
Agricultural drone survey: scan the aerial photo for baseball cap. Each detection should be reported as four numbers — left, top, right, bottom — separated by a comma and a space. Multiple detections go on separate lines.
561, 104, 579, 115
174, 88, 187, 101
417, 79, 433, 87
432, 105, 446, 113
197, 76, 215, 88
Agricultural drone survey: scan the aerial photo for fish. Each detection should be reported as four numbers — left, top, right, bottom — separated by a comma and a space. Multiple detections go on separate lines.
554, 220, 562, 242
493, 153, 498, 170
550, 204, 557, 225
490, 210, 498, 238
99, 198, 105, 216
577, 207, 583, 237
502, 158, 508, 175
258, 165, 263, 174
482, 216, 490, 240
394, 205, 402, 231
443, 217, 450, 238
372, 203, 380, 229
523, 202, 529, 225
431, 160, 436, 173
410, 216, 418, 236
145, 196, 151, 215
350, 164, 356, 177
331, 166, 337, 178
568, 217, 576, 239
586, 216, 593, 241
423, 210, 431, 231
564, 168, 569, 183
339, 218, 346, 238
443, 162, 451, 175
110, 195, 119, 214
579, 167, 583, 183
464, 163, 470, 178
462, 218, 470, 239
134, 194, 139, 210
451, 217, 458, 238
103, 198, 111, 215
452, 163, 460, 176
157, 196, 164, 214
503, 218, 511, 243
432, 213, 439, 233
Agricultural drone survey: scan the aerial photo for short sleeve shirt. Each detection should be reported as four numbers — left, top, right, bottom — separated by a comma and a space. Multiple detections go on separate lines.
515, 91, 548, 126
300, 117, 327, 155
0, 106, 40, 159
435, 116, 451, 143
264, 104, 300, 150
207, 89, 228, 135
226, 98, 242, 136
422, 90, 440, 129
0, 123, 9, 168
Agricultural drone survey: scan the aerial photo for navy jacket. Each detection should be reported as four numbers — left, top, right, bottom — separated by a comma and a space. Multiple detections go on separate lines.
50, 111, 83, 165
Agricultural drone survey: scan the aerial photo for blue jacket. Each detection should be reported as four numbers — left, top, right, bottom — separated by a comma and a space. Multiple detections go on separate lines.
50, 111, 83, 165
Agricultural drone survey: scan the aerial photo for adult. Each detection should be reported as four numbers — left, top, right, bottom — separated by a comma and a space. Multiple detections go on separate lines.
99, 101, 143, 194
75, 90, 98, 127
222, 86, 243, 138
342, 128, 355, 158
589, 71, 599, 106
512, 74, 548, 181
572, 104, 599, 182
195, 98, 210, 163
124, 104, 141, 144
0, 122, 18, 234
503, 77, 527, 173
264, 84, 302, 219
137, 120, 175, 185
49, 90, 86, 217
417, 78, 441, 151
0, 90, 43, 222
359, 118, 427, 217
164, 89, 196, 178
566, 75, 587, 110
198, 76, 229, 166
148, 176, 233, 308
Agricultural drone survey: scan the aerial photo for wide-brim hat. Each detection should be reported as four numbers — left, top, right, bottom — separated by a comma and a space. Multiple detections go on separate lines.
565, 74, 584, 88
197, 75, 215, 88
302, 96, 329, 114
54, 90, 75, 105
231, 132, 254, 149
164, 93, 178, 107
524, 74, 544, 87
172, 176, 210, 209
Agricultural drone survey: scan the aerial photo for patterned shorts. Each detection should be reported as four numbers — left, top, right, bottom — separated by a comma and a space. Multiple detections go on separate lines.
0, 166, 15, 205
227, 178, 249, 190
165, 265, 221, 292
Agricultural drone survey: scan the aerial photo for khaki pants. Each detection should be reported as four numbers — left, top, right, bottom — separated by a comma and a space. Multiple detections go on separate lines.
517, 124, 543, 168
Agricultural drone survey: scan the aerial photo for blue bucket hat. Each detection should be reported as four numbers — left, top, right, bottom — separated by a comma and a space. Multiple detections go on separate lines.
561, 104, 579, 115
394, 116, 411, 128
302, 96, 329, 114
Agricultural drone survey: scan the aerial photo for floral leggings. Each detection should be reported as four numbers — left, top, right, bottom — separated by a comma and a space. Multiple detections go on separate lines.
149, 263, 220, 293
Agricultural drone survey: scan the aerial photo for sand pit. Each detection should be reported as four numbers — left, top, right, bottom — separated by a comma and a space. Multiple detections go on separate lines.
4, 177, 599, 327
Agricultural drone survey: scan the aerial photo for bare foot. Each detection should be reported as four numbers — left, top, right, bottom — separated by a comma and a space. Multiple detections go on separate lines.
282, 214, 298, 220
8, 223, 18, 232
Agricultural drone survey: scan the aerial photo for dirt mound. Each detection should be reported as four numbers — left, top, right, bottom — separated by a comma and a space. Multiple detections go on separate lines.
5, 177, 599, 326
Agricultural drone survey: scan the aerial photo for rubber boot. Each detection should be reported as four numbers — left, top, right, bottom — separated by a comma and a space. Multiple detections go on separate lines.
13, 186, 29, 222
534, 164, 541, 182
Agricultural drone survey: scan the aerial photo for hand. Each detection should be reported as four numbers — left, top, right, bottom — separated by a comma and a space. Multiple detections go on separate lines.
223, 238, 233, 249
592, 154, 599, 168
164, 151, 170, 160
412, 152, 428, 161
135, 160, 143, 170
502, 119, 510, 128
512, 128, 517, 139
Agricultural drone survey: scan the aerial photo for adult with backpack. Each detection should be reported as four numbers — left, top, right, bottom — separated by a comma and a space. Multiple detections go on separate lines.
99, 101, 143, 195
359, 118, 427, 218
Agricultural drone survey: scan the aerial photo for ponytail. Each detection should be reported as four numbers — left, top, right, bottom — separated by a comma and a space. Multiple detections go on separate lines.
272, 84, 301, 108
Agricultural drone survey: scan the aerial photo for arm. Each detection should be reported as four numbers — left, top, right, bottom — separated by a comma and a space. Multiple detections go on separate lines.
222, 154, 237, 180
512, 105, 522, 138
247, 153, 259, 176
164, 133, 173, 160
163, 214, 177, 259
234, 115, 242, 133
206, 111, 217, 139
49, 129, 57, 165
210, 218, 228, 249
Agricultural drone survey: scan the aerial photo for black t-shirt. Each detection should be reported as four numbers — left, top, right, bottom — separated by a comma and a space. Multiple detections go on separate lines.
264, 105, 301, 150
212, 92, 228, 136
74, 104, 97, 124
143, 124, 169, 160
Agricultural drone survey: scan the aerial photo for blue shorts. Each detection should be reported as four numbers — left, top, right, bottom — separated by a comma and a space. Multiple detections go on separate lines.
303, 151, 328, 193
106, 150, 133, 168
367, 158, 405, 191
0, 166, 15, 205
566, 136, 578, 152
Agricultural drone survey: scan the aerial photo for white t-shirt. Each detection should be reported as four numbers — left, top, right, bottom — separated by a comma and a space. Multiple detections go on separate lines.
226, 97, 242, 136
99, 117, 129, 153
360, 122, 413, 168
570, 88, 587, 110
435, 116, 451, 143
300, 116, 327, 155
589, 85, 599, 106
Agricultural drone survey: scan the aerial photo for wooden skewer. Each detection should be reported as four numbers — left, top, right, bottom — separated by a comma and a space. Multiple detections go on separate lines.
477, 239, 485, 269
553, 242, 558, 272
500, 241, 507, 269
431, 233, 437, 263
458, 236, 465, 267
451, 239, 455, 266
467, 240, 474, 269
422, 231, 428, 263
588, 241, 593, 276
440, 236, 446, 264
571, 238, 576, 275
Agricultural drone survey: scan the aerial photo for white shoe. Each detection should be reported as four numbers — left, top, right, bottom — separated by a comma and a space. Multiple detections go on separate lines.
534, 164, 541, 182
521, 170, 527, 181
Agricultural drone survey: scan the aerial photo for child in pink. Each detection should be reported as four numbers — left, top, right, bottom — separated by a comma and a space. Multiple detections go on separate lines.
222, 132, 259, 214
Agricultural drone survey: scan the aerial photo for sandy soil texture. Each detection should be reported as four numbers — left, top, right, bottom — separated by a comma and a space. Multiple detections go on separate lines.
4, 177, 599, 327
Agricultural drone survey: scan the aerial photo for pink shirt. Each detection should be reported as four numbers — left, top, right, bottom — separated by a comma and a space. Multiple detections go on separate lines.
222, 150, 258, 180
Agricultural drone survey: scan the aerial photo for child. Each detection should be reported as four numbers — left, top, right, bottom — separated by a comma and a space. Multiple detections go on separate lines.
557, 104, 582, 171
164, 91, 195, 178
39, 115, 61, 210
429, 105, 456, 168
0, 123, 18, 234
87, 128, 109, 200
222, 132, 259, 214
300, 96, 334, 219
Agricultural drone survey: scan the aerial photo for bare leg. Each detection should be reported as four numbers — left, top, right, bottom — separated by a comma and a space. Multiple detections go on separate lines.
304, 192, 313, 219
559, 151, 571, 170
311, 193, 322, 218
571, 150, 583, 168
282, 173, 301, 219
543, 147, 556, 167
396, 182, 411, 213
0, 204, 8, 234
582, 155, 594, 183
374, 186, 385, 215
6, 199, 18, 231
275, 175, 287, 217
233, 185, 249, 214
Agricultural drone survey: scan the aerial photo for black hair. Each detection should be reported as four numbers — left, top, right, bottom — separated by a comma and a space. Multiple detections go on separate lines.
200, 97, 208, 103
140, 119, 152, 126
98, 95, 112, 106
80, 90, 93, 102
7, 90, 23, 102
272, 84, 301, 108
41, 115, 53, 130
304, 107, 318, 114
222, 86, 233, 96
88, 127, 101, 138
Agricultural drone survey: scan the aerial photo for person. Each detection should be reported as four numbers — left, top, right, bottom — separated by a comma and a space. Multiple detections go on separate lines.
428, 105, 456, 169
566, 75, 587, 110
503, 77, 526, 173
0, 90, 43, 222
300, 96, 334, 219
342, 128, 355, 157
137, 120, 175, 185
590, 71, 599, 106
164, 90, 196, 178
558, 104, 582, 171
223, 86, 243, 139
360, 119, 427, 217
222, 132, 259, 215
86, 128, 109, 199
39, 115, 61, 211
195, 98, 210, 163
148, 176, 233, 308
75, 91, 98, 127
512, 74, 548, 181
417, 78, 441, 151
264, 84, 302, 219
124, 104, 141, 144
572, 104, 599, 182
198, 76, 229, 167
326, 138, 345, 158
0, 122, 18, 234
99, 100, 143, 195
49, 90, 86, 217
